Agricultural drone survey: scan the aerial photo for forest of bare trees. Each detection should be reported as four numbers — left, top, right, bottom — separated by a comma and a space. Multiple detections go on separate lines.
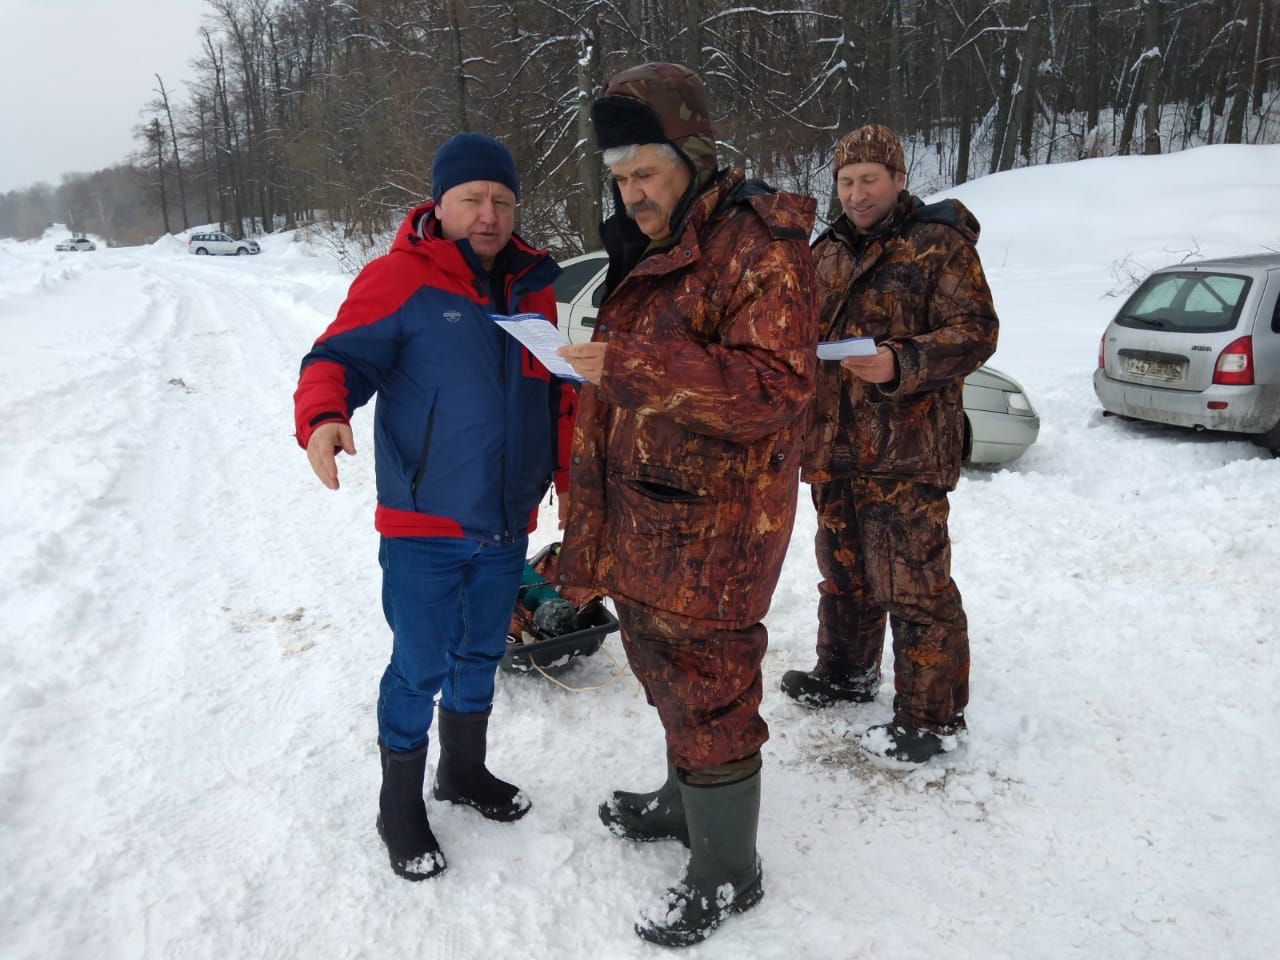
2, 0, 1275, 257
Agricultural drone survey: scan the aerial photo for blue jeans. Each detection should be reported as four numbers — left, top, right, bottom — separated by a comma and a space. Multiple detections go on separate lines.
376, 535, 527, 752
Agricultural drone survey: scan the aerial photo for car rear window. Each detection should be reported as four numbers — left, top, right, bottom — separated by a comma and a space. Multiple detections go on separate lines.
1115, 271, 1252, 333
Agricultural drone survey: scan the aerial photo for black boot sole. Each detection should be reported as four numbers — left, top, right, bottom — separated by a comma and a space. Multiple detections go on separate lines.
376, 815, 447, 880
634, 869, 765, 947
432, 784, 531, 823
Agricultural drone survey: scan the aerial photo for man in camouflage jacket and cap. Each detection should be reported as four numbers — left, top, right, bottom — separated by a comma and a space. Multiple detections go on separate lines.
556, 62, 817, 947
780, 124, 998, 765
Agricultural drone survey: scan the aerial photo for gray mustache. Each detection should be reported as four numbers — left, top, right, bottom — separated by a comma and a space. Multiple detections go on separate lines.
625, 201, 661, 219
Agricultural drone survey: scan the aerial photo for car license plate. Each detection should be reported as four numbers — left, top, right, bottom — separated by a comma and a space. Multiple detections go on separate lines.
1124, 357, 1184, 381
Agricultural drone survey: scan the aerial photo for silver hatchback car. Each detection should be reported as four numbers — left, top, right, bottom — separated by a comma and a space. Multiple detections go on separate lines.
1093, 253, 1280, 452
188, 231, 260, 256
552, 251, 1040, 465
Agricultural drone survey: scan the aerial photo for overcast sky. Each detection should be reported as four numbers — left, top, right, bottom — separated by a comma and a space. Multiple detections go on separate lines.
0, 0, 209, 193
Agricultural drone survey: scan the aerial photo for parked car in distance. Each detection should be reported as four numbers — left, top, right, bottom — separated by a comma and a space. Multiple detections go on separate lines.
188, 231, 260, 256
55, 237, 96, 252
552, 251, 1040, 465
1094, 253, 1280, 453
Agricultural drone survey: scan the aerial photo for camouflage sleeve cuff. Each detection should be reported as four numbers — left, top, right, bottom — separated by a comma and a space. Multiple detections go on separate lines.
876, 341, 920, 399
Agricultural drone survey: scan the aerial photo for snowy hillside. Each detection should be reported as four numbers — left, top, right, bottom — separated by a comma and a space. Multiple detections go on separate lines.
2, 144, 1278, 960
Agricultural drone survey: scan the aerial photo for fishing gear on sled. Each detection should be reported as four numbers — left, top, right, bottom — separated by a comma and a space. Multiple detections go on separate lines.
502, 542, 619, 679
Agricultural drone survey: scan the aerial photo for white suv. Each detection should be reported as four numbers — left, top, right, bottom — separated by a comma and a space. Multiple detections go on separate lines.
188, 231, 260, 256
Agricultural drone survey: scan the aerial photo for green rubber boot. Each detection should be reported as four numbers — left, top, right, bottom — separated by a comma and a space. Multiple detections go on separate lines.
634, 768, 764, 947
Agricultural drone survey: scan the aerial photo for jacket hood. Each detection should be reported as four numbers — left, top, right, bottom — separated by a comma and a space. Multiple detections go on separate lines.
599, 169, 815, 299
390, 201, 559, 295
821, 194, 981, 248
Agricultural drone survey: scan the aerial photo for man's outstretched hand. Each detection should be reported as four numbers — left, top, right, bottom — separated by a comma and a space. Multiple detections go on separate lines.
306, 422, 356, 490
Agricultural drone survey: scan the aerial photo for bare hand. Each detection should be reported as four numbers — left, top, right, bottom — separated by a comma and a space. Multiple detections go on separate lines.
840, 345, 897, 384
557, 343, 608, 384
306, 422, 356, 490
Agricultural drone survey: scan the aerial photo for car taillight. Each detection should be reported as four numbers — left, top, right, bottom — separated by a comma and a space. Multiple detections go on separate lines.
1213, 336, 1254, 386
1097, 331, 1106, 370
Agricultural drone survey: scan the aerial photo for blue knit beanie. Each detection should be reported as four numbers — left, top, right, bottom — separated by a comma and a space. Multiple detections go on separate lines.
430, 133, 520, 203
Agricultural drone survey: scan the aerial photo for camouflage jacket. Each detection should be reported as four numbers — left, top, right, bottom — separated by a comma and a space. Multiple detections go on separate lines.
802, 192, 999, 490
557, 169, 818, 625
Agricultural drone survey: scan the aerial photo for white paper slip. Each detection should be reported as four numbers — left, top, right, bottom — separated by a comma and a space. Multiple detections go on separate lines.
490, 312, 585, 381
816, 337, 877, 360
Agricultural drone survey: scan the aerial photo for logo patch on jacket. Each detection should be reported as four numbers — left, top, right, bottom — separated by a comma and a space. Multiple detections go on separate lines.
443, 310, 462, 323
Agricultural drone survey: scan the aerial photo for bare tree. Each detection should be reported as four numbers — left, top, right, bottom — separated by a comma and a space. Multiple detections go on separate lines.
155, 75, 190, 229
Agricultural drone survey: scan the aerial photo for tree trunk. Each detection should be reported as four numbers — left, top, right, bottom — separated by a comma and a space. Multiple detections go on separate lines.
685, 0, 703, 76
449, 0, 469, 132
156, 75, 189, 229
1118, 26, 1147, 156
1142, 0, 1163, 155
626, 0, 645, 59
1226, 0, 1260, 143
838, 2, 859, 132
888, 0, 904, 131
1018, 0, 1048, 165
1251, 0, 1269, 114
990, 36, 1019, 173
151, 119, 171, 235
577, 25, 602, 249
197, 98, 214, 225
1085, 0, 1101, 136
956, 86, 972, 185
214, 48, 245, 239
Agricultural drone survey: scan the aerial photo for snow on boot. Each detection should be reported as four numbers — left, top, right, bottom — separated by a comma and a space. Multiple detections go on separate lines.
376, 740, 446, 881
858, 721, 959, 767
432, 706, 531, 822
598, 761, 689, 846
779, 667, 877, 707
634, 769, 764, 947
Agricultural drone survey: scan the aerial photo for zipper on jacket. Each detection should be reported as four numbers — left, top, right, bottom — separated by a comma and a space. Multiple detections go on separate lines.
409, 406, 438, 495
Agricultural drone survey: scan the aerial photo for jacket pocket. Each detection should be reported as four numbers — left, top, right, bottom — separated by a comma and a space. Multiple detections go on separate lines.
612, 474, 727, 547
853, 391, 934, 472
409, 390, 439, 503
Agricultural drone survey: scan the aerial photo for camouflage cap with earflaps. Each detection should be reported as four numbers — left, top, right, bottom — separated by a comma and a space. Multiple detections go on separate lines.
833, 124, 905, 177
590, 62, 718, 178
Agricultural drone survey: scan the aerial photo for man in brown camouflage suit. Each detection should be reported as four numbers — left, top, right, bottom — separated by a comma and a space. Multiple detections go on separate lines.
555, 62, 817, 947
780, 124, 998, 766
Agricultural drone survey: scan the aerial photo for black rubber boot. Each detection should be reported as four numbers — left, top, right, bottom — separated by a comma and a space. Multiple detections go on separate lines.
432, 706, 531, 822
598, 761, 689, 846
376, 741, 446, 880
779, 668, 877, 707
634, 768, 764, 947
859, 721, 960, 765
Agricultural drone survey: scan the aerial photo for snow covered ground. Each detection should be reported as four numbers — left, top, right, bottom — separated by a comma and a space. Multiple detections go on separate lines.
2, 144, 1278, 960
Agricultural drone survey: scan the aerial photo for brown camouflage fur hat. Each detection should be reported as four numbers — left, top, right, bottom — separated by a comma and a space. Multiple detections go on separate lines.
591, 62, 718, 177
833, 124, 905, 176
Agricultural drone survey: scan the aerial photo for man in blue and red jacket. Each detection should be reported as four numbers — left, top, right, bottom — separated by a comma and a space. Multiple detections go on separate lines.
293, 133, 576, 881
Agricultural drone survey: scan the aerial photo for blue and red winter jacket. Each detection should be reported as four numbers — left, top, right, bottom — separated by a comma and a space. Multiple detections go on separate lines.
293, 202, 577, 542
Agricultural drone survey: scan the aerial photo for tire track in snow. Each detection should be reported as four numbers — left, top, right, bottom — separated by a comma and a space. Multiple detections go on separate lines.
0, 251, 373, 958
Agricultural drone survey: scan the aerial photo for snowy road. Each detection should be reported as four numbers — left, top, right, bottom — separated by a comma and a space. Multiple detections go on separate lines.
3, 145, 1278, 959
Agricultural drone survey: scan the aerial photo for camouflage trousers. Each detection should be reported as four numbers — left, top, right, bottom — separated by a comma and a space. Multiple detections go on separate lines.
616, 603, 769, 772
812, 476, 969, 734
